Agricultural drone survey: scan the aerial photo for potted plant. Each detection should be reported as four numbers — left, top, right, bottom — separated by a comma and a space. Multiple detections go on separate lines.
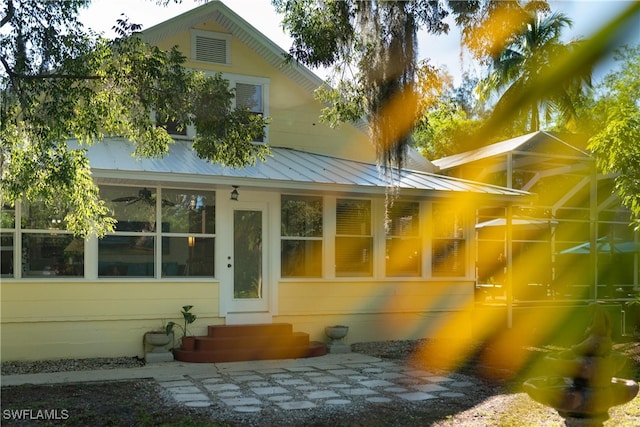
166, 305, 197, 351
144, 321, 173, 354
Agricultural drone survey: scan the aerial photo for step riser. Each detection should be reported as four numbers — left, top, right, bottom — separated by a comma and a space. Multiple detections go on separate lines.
207, 323, 292, 338
195, 332, 309, 351
174, 342, 327, 363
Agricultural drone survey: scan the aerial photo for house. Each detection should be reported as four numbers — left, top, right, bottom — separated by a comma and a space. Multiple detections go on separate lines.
433, 131, 639, 306
0, 1, 528, 362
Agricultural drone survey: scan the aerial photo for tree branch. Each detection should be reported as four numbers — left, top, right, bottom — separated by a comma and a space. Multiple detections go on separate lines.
0, 0, 14, 29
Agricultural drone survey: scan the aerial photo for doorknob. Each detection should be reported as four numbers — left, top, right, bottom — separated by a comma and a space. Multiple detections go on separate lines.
227, 263, 232, 268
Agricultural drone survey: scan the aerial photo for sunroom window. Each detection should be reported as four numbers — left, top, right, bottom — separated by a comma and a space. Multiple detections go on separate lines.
98, 186, 216, 278
386, 201, 421, 277
336, 198, 372, 277
98, 186, 157, 277
1, 204, 16, 277
161, 189, 215, 277
281, 195, 323, 277
432, 204, 466, 276
20, 200, 84, 277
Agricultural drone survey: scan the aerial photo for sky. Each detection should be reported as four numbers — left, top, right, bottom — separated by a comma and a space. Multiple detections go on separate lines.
79, 0, 639, 84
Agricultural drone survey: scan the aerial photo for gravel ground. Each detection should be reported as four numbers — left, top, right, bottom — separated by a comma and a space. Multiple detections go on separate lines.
2, 339, 640, 426
1, 357, 145, 375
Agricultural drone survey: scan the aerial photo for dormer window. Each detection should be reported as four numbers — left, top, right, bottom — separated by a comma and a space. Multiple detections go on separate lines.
191, 30, 231, 65
236, 82, 264, 142
222, 73, 270, 143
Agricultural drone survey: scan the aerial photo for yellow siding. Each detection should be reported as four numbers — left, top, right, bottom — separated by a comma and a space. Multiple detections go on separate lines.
279, 281, 473, 314
0, 281, 220, 361
275, 311, 474, 344
277, 281, 475, 343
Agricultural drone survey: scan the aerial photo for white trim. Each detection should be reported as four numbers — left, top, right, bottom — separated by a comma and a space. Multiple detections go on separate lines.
218, 190, 278, 320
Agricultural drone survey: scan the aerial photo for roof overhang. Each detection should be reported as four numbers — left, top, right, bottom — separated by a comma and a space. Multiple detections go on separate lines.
76, 138, 531, 204
432, 131, 592, 174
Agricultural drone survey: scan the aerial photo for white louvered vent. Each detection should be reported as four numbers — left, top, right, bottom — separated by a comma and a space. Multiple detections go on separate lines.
191, 30, 230, 64
195, 36, 226, 63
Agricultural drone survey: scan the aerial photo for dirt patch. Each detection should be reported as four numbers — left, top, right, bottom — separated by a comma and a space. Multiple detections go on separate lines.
2, 340, 640, 426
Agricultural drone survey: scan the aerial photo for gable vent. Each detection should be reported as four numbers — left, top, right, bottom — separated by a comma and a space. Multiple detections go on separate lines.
194, 35, 228, 64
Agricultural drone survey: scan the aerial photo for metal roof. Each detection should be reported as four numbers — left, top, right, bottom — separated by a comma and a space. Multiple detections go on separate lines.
77, 138, 529, 199
432, 131, 590, 171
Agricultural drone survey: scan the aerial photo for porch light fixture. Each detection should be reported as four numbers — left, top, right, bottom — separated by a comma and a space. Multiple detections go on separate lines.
187, 236, 195, 247
230, 185, 239, 201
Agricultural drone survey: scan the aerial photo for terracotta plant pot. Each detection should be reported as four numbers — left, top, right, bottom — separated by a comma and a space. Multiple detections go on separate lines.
181, 336, 196, 351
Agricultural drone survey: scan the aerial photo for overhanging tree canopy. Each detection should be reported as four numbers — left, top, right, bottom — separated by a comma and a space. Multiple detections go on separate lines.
0, 0, 268, 237
275, 0, 639, 179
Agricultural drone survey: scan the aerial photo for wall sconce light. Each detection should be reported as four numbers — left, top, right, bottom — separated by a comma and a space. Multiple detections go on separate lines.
230, 185, 239, 201
187, 236, 195, 247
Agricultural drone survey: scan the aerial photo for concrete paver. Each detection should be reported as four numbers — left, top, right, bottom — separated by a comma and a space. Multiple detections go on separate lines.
1, 353, 478, 413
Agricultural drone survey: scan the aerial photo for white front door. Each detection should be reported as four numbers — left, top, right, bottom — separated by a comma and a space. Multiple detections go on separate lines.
224, 201, 270, 322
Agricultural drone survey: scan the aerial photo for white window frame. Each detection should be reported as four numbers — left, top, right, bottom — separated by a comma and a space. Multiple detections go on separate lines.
280, 194, 324, 278
222, 72, 270, 144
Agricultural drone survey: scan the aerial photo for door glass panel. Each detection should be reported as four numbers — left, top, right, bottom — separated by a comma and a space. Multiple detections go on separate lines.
234, 210, 262, 299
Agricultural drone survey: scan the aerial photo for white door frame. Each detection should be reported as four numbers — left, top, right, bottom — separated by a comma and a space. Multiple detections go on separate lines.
218, 192, 276, 324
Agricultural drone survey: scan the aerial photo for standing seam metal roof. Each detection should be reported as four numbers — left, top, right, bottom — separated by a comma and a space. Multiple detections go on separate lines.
79, 139, 528, 197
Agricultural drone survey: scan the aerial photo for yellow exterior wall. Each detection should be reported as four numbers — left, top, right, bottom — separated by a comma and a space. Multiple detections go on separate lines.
1, 281, 220, 361
276, 281, 475, 344
152, 22, 375, 163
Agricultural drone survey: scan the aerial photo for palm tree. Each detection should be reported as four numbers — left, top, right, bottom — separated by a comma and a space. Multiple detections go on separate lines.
478, 6, 591, 132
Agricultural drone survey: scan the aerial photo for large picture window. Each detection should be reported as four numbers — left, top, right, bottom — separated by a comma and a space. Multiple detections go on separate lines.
98, 186, 157, 277
98, 186, 215, 278
281, 195, 323, 277
386, 201, 421, 277
336, 199, 372, 277
432, 204, 466, 276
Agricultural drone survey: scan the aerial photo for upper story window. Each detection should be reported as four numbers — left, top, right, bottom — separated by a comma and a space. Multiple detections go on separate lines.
281, 195, 323, 277
236, 82, 264, 142
191, 30, 231, 65
432, 204, 466, 277
335, 198, 372, 277
386, 201, 421, 277
225, 74, 269, 143
156, 116, 188, 137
